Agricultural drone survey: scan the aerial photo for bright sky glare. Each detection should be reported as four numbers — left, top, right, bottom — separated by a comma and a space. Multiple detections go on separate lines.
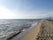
0, 0, 53, 19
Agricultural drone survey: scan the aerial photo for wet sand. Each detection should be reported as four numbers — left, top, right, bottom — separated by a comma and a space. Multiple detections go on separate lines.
9, 22, 39, 40
22, 22, 42, 40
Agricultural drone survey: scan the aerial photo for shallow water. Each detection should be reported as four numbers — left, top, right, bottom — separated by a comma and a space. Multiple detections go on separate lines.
0, 19, 40, 40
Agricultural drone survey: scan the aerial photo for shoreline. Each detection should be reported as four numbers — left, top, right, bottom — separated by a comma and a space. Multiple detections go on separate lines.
9, 22, 38, 40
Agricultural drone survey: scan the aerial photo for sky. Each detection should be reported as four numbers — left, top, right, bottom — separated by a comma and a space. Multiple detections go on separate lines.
0, 0, 53, 19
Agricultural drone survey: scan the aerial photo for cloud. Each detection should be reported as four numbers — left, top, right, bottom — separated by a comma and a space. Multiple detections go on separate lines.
0, 0, 48, 19
0, 6, 48, 19
0, 6, 19, 19
21, 13, 48, 19
0, 0, 53, 19
0, 6, 52, 19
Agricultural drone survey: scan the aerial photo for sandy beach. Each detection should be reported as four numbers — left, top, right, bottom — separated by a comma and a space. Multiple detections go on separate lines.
9, 21, 41, 40
22, 22, 42, 40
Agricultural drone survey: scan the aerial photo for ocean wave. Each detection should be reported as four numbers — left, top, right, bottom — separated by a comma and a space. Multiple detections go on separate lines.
0, 23, 32, 40
0, 19, 40, 40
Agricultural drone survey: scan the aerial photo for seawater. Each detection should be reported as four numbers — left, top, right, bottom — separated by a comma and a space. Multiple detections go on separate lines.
0, 19, 40, 40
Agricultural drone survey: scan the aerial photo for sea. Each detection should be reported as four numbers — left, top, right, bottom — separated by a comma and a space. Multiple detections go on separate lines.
0, 19, 41, 40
